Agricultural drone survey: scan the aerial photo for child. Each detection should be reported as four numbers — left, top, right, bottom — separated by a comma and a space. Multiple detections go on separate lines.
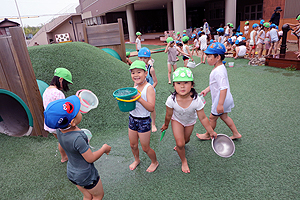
135, 32, 142, 52
244, 21, 250, 39
176, 31, 182, 42
165, 37, 189, 84
217, 28, 225, 44
257, 22, 270, 59
43, 68, 73, 163
44, 95, 111, 200
125, 52, 132, 65
191, 34, 199, 56
198, 31, 207, 63
237, 32, 243, 42
267, 24, 279, 56
234, 40, 247, 59
161, 67, 217, 173
287, 14, 300, 57
264, 28, 271, 54
182, 36, 194, 67
138, 47, 158, 132
128, 60, 159, 172
197, 42, 241, 140
249, 23, 259, 58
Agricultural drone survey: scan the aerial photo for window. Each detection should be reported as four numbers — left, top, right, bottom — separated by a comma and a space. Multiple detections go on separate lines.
244, 4, 263, 20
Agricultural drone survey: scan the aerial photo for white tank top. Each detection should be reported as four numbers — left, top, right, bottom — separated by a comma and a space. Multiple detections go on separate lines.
249, 30, 257, 45
237, 46, 247, 57
257, 30, 265, 44
129, 83, 151, 117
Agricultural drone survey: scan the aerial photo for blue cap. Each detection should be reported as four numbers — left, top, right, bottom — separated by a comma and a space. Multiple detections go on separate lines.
239, 32, 243, 36
235, 32, 239, 36
182, 34, 186, 37
198, 31, 202, 35
252, 23, 259, 28
260, 19, 265, 25
235, 40, 240, 45
44, 95, 81, 129
138, 47, 151, 57
228, 38, 232, 42
204, 42, 226, 55
210, 39, 214, 43
242, 37, 246, 40
217, 28, 224, 33
276, 25, 279, 30
270, 23, 276, 28
222, 61, 227, 64
191, 34, 196, 38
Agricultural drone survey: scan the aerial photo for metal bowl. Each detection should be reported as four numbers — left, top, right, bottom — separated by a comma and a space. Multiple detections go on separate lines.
212, 134, 235, 158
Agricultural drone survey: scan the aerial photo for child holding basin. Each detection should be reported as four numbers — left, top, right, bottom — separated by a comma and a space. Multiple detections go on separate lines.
161, 67, 217, 173
44, 95, 111, 200
128, 60, 159, 172
43, 68, 72, 163
197, 42, 242, 140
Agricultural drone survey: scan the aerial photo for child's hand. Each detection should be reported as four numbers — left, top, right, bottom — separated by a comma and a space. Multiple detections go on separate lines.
217, 104, 224, 114
160, 124, 168, 132
103, 144, 111, 155
200, 89, 209, 97
210, 131, 218, 139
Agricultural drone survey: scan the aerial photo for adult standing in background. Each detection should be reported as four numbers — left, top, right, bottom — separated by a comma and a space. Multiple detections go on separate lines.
269, 7, 282, 26
203, 19, 211, 40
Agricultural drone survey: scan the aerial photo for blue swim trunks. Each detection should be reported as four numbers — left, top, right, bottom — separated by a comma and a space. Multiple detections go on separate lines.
128, 114, 151, 133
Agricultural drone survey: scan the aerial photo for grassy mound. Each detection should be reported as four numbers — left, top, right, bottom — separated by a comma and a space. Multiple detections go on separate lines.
29, 42, 131, 135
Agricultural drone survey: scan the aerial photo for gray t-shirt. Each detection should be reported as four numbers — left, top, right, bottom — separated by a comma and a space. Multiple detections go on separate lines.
168, 46, 178, 62
56, 129, 99, 186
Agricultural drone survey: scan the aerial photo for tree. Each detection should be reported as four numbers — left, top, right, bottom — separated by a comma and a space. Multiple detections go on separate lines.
24, 25, 43, 36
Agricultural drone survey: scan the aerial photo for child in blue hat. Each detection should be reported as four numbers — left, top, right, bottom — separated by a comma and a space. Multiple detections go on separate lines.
127, 60, 159, 172
138, 47, 158, 132
191, 34, 200, 56
44, 95, 111, 199
217, 28, 225, 44
234, 40, 247, 59
249, 23, 259, 58
197, 42, 241, 140
267, 24, 279, 56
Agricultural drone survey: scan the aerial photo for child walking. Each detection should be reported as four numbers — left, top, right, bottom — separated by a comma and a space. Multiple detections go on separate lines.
182, 36, 194, 67
44, 95, 111, 200
198, 31, 208, 64
161, 67, 217, 173
135, 32, 142, 52
128, 60, 159, 172
138, 47, 158, 132
43, 68, 73, 163
197, 42, 241, 140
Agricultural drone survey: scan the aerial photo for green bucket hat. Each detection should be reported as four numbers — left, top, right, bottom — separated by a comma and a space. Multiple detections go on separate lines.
177, 31, 180, 35
263, 22, 270, 28
245, 21, 249, 25
129, 60, 147, 71
182, 36, 189, 43
173, 67, 194, 82
54, 68, 73, 84
136, 32, 142, 36
126, 52, 130, 57
183, 30, 186, 33
296, 15, 300, 21
166, 37, 174, 43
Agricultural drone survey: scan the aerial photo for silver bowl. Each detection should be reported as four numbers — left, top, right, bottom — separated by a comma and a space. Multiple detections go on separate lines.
212, 134, 235, 158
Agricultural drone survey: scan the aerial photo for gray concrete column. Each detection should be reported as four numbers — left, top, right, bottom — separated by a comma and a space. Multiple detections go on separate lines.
167, 1, 174, 31
225, 0, 236, 28
173, 0, 186, 34
126, 4, 136, 43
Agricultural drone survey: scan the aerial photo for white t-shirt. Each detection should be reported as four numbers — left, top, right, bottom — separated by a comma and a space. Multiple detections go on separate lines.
130, 83, 151, 117
199, 35, 207, 50
237, 45, 247, 57
209, 64, 234, 115
136, 38, 141, 50
194, 39, 199, 47
165, 95, 205, 126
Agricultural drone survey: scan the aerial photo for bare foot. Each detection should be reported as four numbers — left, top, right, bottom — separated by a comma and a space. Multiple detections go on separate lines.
146, 161, 159, 172
129, 160, 140, 171
173, 146, 177, 151
152, 125, 157, 132
230, 133, 242, 140
196, 133, 211, 140
182, 162, 190, 173
61, 158, 68, 163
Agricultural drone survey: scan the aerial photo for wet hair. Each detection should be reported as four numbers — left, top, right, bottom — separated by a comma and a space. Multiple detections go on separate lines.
50, 76, 70, 92
212, 54, 225, 61
171, 81, 198, 101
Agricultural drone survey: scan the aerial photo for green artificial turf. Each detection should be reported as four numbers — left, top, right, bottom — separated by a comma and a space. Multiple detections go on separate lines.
0, 42, 300, 199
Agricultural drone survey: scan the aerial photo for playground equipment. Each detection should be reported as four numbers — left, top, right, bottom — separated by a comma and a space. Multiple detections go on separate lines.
102, 48, 121, 60
36, 79, 49, 98
76, 89, 99, 113
0, 27, 47, 137
113, 87, 141, 112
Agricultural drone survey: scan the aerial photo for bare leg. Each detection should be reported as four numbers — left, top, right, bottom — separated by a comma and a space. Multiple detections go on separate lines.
139, 131, 159, 172
172, 120, 193, 173
128, 128, 140, 170
220, 113, 241, 139
151, 110, 157, 132
196, 114, 218, 140
167, 63, 172, 84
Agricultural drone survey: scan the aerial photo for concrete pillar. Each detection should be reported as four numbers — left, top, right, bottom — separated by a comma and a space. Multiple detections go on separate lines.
225, 0, 236, 28
173, 0, 186, 34
167, 1, 174, 31
126, 4, 136, 43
